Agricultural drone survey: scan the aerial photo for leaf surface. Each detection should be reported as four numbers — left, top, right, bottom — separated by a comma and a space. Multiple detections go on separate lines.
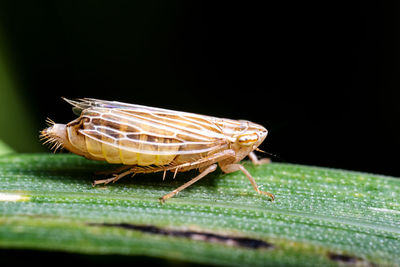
0, 154, 399, 266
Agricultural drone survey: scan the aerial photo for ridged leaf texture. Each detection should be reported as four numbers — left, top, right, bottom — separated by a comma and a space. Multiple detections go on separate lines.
0, 153, 399, 266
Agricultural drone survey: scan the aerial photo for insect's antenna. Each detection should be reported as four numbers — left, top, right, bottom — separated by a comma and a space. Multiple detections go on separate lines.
255, 148, 285, 162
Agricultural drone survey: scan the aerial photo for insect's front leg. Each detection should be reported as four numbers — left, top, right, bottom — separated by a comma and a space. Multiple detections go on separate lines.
219, 163, 274, 201
248, 151, 270, 165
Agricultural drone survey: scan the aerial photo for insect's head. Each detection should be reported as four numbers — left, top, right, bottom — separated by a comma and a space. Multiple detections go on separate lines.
236, 121, 268, 149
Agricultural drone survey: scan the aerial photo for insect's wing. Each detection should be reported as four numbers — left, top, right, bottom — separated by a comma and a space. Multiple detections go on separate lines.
73, 99, 230, 156
64, 98, 190, 117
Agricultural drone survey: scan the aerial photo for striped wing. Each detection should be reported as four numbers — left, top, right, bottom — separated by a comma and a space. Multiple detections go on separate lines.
67, 98, 232, 156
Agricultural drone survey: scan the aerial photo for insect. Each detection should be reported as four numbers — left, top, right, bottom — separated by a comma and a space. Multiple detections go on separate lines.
40, 98, 274, 202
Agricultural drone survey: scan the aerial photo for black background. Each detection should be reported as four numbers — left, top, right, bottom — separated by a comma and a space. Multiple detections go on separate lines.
0, 1, 399, 176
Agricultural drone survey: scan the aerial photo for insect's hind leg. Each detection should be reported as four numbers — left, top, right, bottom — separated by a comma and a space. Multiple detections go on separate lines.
93, 169, 135, 186
159, 164, 218, 203
95, 165, 132, 176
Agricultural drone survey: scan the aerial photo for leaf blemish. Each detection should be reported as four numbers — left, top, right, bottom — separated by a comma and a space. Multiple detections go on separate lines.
328, 252, 369, 265
89, 223, 273, 249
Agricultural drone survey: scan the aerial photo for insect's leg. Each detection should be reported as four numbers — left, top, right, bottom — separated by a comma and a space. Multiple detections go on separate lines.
248, 152, 270, 165
167, 149, 236, 173
220, 163, 275, 201
95, 165, 132, 176
159, 164, 218, 203
93, 169, 135, 186
158, 150, 236, 202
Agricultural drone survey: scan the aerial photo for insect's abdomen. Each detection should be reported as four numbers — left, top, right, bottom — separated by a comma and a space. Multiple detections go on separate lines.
84, 135, 179, 165
80, 112, 180, 166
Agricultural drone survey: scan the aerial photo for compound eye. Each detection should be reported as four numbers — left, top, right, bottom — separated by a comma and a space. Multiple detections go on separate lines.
237, 133, 259, 146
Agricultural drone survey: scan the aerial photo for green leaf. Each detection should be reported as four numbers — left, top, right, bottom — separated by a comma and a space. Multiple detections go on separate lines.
0, 30, 42, 153
0, 153, 399, 266
0, 140, 14, 156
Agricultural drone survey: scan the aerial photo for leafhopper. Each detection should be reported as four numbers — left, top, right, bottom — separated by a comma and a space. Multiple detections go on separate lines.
41, 98, 274, 202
